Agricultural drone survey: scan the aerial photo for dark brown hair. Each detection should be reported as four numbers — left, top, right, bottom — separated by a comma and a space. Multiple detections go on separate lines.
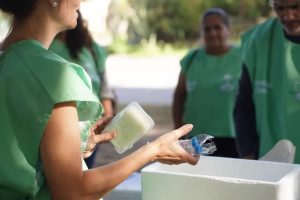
0, 0, 37, 19
65, 11, 94, 60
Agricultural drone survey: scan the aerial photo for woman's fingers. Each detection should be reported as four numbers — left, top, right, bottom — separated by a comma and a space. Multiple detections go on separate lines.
94, 116, 113, 134
82, 148, 95, 158
185, 155, 200, 165
153, 123, 200, 165
173, 124, 193, 139
83, 131, 116, 158
82, 142, 97, 158
156, 154, 199, 165
94, 131, 117, 144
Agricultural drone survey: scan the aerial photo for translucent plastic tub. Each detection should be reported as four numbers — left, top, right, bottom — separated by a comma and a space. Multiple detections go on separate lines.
141, 156, 300, 200
104, 102, 154, 154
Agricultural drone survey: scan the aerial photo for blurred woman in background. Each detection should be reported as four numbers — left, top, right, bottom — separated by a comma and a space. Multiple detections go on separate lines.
173, 8, 242, 158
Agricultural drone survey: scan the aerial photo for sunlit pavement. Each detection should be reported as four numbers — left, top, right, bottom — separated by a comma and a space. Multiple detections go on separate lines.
106, 54, 181, 105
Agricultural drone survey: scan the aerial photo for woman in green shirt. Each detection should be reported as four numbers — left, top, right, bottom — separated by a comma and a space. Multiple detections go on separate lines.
173, 8, 242, 158
0, 0, 199, 199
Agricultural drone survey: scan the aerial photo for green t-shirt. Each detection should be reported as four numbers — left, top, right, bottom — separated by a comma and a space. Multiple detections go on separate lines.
242, 18, 300, 163
49, 39, 106, 98
0, 40, 102, 199
181, 46, 242, 138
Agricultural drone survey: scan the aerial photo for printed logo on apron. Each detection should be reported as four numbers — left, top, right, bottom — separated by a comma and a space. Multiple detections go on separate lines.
254, 80, 272, 94
220, 74, 235, 92
187, 80, 197, 92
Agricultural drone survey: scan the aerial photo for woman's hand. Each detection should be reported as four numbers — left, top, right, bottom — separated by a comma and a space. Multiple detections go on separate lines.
151, 124, 200, 165
83, 116, 117, 158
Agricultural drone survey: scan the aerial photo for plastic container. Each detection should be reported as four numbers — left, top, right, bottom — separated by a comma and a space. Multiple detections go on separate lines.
178, 134, 217, 156
142, 157, 300, 200
104, 102, 155, 154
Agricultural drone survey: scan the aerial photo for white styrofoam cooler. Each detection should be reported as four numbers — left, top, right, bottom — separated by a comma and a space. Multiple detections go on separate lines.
141, 156, 300, 200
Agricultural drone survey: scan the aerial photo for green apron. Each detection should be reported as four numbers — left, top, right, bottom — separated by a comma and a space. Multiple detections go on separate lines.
49, 39, 106, 98
181, 46, 242, 138
242, 18, 300, 163
0, 40, 102, 199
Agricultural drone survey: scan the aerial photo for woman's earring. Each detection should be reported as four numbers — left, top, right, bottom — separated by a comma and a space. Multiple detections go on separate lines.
52, 1, 58, 7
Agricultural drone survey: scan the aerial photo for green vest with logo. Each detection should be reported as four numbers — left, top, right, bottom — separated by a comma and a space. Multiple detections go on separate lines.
181, 46, 242, 138
242, 18, 300, 163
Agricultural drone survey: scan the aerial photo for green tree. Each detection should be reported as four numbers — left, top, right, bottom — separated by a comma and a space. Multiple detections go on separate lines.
106, 0, 272, 44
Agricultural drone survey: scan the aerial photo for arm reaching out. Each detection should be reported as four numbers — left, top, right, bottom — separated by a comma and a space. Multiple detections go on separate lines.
41, 102, 198, 200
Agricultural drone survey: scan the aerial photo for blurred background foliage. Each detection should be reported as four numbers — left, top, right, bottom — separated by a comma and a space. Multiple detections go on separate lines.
0, 0, 273, 55
106, 0, 272, 54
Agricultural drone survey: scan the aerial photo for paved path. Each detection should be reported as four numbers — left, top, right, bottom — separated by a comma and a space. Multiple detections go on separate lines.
106, 54, 181, 105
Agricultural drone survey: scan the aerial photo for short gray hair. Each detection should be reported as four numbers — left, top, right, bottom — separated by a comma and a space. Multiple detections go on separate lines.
202, 8, 230, 27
